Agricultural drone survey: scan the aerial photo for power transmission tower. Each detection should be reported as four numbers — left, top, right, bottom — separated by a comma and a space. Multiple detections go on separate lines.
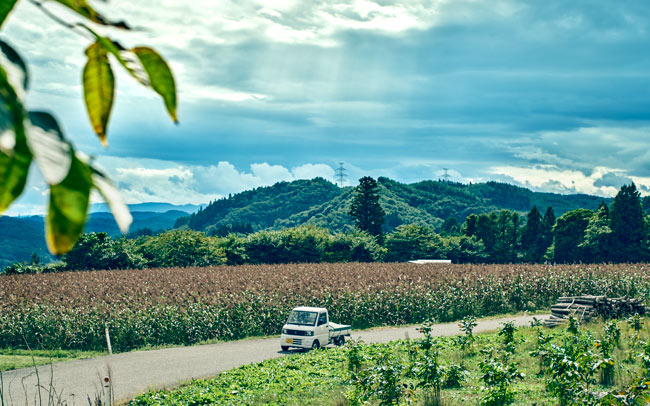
335, 162, 347, 187
441, 168, 451, 181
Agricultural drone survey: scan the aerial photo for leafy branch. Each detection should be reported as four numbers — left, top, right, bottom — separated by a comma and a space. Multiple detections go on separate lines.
0, 0, 178, 254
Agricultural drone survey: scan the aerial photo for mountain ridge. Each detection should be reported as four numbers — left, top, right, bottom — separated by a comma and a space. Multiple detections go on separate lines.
175, 176, 612, 234
90, 202, 201, 214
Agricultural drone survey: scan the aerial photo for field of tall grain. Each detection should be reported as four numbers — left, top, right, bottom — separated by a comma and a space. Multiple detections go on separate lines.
1, 263, 648, 351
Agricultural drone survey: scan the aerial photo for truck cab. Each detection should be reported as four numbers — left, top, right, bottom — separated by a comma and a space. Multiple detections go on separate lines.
280, 306, 351, 351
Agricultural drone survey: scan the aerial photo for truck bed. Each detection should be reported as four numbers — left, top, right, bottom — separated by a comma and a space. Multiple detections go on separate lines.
329, 322, 351, 333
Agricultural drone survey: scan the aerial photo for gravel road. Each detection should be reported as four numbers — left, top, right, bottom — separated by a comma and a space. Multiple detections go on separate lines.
1, 314, 547, 405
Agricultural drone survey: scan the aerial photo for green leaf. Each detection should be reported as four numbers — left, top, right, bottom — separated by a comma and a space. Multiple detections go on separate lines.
46, 155, 92, 255
83, 41, 114, 146
82, 28, 178, 124
28, 111, 91, 255
90, 165, 132, 234
133, 47, 177, 123
0, 40, 28, 97
0, 0, 18, 29
27, 111, 72, 185
0, 40, 32, 214
53, 0, 130, 29
28, 111, 131, 251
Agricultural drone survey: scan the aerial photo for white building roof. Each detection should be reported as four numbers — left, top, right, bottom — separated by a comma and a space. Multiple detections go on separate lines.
293, 306, 327, 312
408, 259, 452, 264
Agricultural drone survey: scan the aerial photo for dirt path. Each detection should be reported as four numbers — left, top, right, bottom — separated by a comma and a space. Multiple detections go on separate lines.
0, 314, 547, 405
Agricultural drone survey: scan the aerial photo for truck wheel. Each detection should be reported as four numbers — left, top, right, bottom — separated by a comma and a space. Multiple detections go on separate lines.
336, 336, 345, 346
281, 346, 289, 352
311, 340, 320, 350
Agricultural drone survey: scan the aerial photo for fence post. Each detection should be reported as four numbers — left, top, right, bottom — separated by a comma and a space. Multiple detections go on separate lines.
105, 326, 113, 355
103, 376, 111, 406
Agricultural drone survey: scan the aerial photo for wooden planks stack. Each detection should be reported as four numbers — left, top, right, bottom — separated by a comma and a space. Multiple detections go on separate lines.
544, 295, 648, 327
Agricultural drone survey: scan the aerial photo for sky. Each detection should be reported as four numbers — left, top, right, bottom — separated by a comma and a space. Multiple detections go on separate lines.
3, 0, 650, 215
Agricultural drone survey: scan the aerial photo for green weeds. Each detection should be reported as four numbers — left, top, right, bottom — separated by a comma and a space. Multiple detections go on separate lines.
131, 316, 650, 406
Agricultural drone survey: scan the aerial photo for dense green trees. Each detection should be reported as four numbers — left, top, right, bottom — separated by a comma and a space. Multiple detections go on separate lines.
610, 184, 647, 262
242, 226, 385, 264
244, 226, 328, 264
169, 177, 607, 237
521, 206, 552, 262
139, 230, 226, 268
553, 209, 593, 263
384, 224, 444, 262
176, 178, 341, 231
579, 203, 613, 263
542, 207, 556, 254
63, 232, 146, 271
322, 230, 386, 263
464, 210, 521, 263
3, 183, 647, 273
460, 184, 648, 264
349, 177, 386, 239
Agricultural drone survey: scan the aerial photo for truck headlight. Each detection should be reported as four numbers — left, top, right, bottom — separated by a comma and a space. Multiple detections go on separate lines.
282, 328, 288, 334
305, 331, 314, 336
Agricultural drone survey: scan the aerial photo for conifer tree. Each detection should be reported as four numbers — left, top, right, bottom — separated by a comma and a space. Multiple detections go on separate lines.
521, 206, 545, 262
542, 206, 556, 254
610, 183, 646, 262
349, 177, 386, 241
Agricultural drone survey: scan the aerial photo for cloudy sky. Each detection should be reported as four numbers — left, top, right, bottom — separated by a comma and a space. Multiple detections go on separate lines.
3, 0, 650, 214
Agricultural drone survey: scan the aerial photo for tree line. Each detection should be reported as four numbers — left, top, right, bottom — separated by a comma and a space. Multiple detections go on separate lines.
352, 177, 649, 264
2, 179, 648, 274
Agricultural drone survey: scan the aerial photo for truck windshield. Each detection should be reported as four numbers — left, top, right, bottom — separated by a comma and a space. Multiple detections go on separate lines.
286, 310, 318, 326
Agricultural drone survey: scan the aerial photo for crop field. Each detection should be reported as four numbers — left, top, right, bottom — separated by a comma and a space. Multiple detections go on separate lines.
1, 263, 649, 352
130, 316, 650, 406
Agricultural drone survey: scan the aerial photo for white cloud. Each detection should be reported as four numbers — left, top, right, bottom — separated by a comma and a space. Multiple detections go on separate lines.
187, 86, 269, 102
94, 157, 338, 206
292, 163, 336, 180
488, 165, 650, 197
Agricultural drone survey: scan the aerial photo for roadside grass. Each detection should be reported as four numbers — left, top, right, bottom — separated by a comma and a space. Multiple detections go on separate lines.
129, 317, 650, 406
0, 310, 543, 373
0, 349, 104, 372
0, 311, 544, 373
125, 310, 546, 352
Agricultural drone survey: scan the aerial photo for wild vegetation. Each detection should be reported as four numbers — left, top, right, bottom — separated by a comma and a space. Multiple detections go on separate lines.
130, 316, 650, 406
0, 348, 101, 372
1, 263, 649, 352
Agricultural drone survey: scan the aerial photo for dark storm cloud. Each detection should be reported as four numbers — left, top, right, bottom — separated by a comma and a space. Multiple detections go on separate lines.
594, 172, 635, 189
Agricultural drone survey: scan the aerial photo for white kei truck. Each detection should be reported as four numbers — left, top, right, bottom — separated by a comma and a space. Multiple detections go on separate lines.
280, 306, 352, 351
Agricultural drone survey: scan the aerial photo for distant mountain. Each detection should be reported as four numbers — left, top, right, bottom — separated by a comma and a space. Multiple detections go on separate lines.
85, 210, 190, 235
90, 202, 202, 214
0, 216, 51, 269
178, 178, 342, 233
0, 210, 189, 268
175, 177, 611, 234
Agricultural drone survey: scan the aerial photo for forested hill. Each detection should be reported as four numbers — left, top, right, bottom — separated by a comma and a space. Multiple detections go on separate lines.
175, 177, 612, 234
0, 210, 189, 269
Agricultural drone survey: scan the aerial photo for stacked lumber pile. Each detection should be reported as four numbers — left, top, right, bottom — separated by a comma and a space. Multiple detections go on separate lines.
544, 295, 647, 327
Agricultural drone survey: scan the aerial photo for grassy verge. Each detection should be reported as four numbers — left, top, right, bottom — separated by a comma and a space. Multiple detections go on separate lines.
0, 311, 540, 373
0, 349, 104, 372
130, 317, 650, 406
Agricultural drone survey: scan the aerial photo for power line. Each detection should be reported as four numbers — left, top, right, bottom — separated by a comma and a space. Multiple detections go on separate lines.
335, 162, 347, 187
